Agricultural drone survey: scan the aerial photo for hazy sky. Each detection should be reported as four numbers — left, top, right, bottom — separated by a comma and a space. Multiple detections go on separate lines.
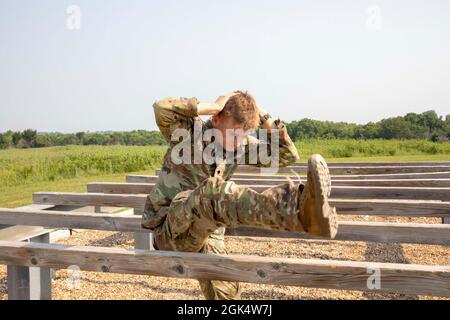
1, 0, 449, 133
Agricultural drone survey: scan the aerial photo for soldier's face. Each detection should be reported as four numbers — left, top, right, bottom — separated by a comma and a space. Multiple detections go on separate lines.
212, 115, 247, 152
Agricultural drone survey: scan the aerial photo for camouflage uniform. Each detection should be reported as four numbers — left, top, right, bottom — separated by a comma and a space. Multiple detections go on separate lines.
142, 97, 301, 300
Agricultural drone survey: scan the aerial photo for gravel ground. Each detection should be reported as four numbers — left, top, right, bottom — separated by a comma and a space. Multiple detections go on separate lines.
1, 221, 448, 300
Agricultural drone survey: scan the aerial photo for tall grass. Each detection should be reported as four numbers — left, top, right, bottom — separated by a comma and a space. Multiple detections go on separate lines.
295, 139, 450, 158
1, 140, 449, 188
0, 145, 167, 188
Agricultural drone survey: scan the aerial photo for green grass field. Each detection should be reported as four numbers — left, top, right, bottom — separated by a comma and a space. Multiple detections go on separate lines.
295, 139, 450, 159
0, 140, 449, 208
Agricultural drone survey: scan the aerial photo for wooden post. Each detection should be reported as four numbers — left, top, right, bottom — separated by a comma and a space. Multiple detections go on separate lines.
1, 240, 449, 297
7, 233, 52, 300
29, 233, 52, 300
7, 265, 30, 300
133, 209, 153, 250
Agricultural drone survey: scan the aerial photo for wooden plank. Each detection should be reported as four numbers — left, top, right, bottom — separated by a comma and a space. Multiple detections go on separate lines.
234, 165, 450, 174
121, 178, 450, 188
155, 166, 450, 175
29, 233, 51, 300
126, 175, 159, 183
131, 171, 450, 183
7, 265, 30, 300
0, 208, 449, 244
88, 182, 154, 194
88, 183, 450, 201
309, 162, 450, 167
3, 204, 88, 300
236, 178, 450, 187
331, 186, 450, 201
133, 209, 153, 251
227, 222, 450, 245
33, 192, 144, 209
0, 240, 448, 297
33, 192, 450, 217
0, 226, 53, 242
5, 231, 53, 300
0, 204, 56, 242
2, 204, 56, 300
331, 199, 450, 217
0, 208, 166, 233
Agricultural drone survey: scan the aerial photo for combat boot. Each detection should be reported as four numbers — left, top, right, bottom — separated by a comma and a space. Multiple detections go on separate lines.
298, 154, 338, 239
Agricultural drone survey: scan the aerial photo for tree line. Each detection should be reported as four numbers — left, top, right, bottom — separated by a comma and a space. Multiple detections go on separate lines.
0, 130, 167, 149
287, 110, 449, 141
1, 110, 449, 149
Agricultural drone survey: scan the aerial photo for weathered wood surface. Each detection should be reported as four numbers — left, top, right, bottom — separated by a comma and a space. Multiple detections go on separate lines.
232, 178, 450, 187
133, 209, 153, 251
152, 164, 450, 175
234, 165, 450, 174
87, 183, 450, 201
135, 171, 450, 183
331, 199, 450, 217
0, 240, 448, 297
2, 204, 55, 301
0, 204, 56, 242
1, 208, 449, 245
0, 226, 52, 242
227, 223, 450, 245
33, 192, 450, 217
33, 192, 145, 209
121, 177, 450, 188
304, 162, 450, 167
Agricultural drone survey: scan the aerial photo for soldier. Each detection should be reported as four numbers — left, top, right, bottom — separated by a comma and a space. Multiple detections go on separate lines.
142, 91, 337, 300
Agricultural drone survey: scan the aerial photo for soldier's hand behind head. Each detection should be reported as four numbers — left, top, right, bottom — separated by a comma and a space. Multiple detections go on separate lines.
215, 92, 239, 112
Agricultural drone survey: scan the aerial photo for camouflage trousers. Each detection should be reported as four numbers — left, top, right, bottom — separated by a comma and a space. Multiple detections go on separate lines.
152, 176, 303, 300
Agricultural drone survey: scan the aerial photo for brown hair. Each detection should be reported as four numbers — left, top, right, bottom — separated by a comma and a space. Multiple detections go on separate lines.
218, 91, 259, 131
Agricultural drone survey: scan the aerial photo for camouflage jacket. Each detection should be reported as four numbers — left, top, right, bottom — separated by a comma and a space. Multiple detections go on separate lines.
142, 97, 300, 229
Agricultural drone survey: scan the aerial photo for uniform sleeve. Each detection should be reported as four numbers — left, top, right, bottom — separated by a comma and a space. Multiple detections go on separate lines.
244, 119, 300, 168
153, 97, 199, 141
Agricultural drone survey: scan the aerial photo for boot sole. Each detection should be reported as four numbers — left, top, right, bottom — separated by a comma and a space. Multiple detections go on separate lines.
308, 154, 338, 239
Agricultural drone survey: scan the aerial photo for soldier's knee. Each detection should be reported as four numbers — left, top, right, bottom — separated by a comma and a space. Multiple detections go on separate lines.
204, 176, 224, 187
203, 176, 234, 195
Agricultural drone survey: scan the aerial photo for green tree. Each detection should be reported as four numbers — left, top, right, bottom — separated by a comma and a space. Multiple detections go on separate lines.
22, 129, 37, 148
11, 131, 21, 146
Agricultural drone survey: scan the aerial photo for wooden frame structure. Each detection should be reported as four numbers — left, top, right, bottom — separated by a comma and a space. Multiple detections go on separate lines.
1, 161, 449, 299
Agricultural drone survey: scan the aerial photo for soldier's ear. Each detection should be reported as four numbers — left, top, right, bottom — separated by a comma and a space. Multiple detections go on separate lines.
211, 114, 220, 127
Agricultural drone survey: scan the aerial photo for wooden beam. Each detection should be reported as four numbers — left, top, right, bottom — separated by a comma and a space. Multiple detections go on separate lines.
7, 265, 30, 300
227, 222, 450, 245
231, 178, 450, 188
88, 183, 450, 201
330, 186, 450, 201
0, 226, 53, 242
2, 204, 55, 300
0, 240, 448, 297
331, 199, 450, 217
307, 162, 450, 167
152, 166, 450, 175
0, 208, 142, 233
33, 192, 450, 217
121, 177, 450, 188
88, 182, 154, 194
33, 192, 144, 209
130, 171, 450, 183
29, 233, 51, 300
133, 209, 153, 251
0, 208, 449, 245
234, 165, 450, 174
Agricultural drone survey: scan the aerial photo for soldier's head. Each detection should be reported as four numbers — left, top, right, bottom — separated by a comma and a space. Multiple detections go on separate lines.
211, 91, 259, 151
